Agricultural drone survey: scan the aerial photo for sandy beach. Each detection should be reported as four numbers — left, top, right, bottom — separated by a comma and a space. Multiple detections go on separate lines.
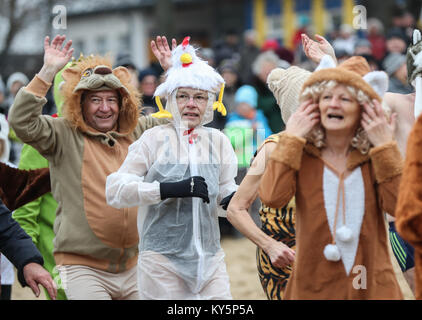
11, 236, 267, 300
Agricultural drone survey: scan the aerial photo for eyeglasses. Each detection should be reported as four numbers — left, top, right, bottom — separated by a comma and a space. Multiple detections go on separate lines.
176, 93, 208, 105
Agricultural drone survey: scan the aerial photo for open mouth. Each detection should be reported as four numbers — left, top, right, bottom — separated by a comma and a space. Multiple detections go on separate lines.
183, 112, 199, 118
327, 114, 344, 120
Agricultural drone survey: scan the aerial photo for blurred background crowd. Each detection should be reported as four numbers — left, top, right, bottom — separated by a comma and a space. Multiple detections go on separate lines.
0, 0, 421, 232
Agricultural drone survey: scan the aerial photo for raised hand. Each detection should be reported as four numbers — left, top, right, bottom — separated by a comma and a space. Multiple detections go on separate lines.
285, 99, 320, 138
302, 33, 337, 65
151, 36, 177, 72
361, 99, 397, 147
39, 35, 74, 83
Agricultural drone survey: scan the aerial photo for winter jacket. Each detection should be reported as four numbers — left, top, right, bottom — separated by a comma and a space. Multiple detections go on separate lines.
0, 199, 43, 287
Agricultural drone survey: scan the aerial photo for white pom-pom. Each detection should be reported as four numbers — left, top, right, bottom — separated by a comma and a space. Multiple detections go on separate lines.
323, 244, 341, 261
336, 225, 353, 242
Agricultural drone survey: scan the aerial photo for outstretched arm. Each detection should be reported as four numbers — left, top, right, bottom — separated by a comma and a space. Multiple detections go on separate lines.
8, 35, 73, 157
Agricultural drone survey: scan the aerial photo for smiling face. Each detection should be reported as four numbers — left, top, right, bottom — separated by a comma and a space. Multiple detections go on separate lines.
176, 87, 209, 128
319, 84, 361, 135
82, 90, 120, 132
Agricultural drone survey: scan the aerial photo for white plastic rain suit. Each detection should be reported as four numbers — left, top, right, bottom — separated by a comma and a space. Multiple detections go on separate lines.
106, 91, 238, 299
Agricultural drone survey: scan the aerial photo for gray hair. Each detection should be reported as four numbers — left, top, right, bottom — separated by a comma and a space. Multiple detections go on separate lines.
252, 51, 288, 76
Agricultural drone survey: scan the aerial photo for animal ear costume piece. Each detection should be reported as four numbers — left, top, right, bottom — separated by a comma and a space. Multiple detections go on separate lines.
112, 66, 132, 84
61, 67, 79, 82
302, 55, 386, 103
315, 54, 337, 71
407, 29, 422, 86
407, 29, 422, 119
362, 71, 389, 99
152, 36, 226, 119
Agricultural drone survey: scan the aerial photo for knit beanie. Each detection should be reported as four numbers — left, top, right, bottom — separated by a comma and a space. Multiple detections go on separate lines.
267, 66, 312, 123
234, 85, 258, 108
6, 72, 29, 92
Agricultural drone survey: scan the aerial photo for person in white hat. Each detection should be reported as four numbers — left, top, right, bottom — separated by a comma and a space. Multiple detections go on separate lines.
106, 36, 238, 300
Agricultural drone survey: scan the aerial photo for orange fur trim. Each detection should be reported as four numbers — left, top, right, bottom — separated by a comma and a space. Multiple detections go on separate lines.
369, 141, 403, 183
270, 132, 306, 170
302, 68, 381, 102
61, 55, 140, 134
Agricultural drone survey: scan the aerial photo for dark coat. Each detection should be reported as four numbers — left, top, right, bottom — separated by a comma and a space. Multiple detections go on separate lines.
0, 199, 44, 287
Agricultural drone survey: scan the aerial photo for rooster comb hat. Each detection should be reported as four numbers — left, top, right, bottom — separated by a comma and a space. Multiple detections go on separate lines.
152, 36, 227, 119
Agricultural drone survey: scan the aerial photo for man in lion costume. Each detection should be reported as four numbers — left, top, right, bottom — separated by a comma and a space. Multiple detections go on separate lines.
8, 35, 166, 300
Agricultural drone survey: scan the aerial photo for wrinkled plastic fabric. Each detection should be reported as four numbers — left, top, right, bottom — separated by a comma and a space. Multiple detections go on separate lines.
138, 250, 232, 299
106, 93, 238, 299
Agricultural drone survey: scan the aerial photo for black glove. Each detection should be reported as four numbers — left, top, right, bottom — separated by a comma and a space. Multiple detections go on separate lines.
160, 176, 210, 203
219, 191, 235, 210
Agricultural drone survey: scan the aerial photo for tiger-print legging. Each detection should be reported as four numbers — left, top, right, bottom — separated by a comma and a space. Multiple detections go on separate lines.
256, 197, 296, 300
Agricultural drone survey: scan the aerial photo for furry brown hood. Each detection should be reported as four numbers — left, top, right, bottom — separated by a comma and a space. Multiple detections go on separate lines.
61, 55, 140, 135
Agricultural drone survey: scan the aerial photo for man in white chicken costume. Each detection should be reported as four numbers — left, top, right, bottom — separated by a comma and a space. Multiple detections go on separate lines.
106, 37, 238, 300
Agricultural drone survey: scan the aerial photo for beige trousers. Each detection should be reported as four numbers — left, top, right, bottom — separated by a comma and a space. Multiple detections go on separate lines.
138, 252, 232, 300
57, 264, 139, 300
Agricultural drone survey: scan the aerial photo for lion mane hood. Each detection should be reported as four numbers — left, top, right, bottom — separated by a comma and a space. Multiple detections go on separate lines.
61, 55, 140, 135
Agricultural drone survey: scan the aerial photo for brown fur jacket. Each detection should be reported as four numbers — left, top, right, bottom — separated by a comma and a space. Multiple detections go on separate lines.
396, 114, 422, 300
0, 162, 50, 211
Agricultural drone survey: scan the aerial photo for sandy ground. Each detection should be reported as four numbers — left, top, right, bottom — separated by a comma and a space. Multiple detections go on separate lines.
11, 236, 267, 300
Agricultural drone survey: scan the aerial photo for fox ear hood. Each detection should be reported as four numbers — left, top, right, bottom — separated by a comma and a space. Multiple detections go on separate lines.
61, 55, 140, 134
302, 55, 388, 102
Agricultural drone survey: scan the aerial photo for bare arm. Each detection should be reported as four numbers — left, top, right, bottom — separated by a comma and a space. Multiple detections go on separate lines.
227, 142, 295, 268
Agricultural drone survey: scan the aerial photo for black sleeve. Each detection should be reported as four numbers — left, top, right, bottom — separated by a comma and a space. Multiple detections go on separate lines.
0, 200, 44, 287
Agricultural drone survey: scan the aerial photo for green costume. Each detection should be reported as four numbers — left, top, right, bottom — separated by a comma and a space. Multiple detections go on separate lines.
12, 65, 68, 300
13, 145, 66, 300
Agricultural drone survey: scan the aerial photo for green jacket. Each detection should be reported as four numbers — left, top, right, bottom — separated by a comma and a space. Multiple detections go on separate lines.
13, 144, 66, 300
